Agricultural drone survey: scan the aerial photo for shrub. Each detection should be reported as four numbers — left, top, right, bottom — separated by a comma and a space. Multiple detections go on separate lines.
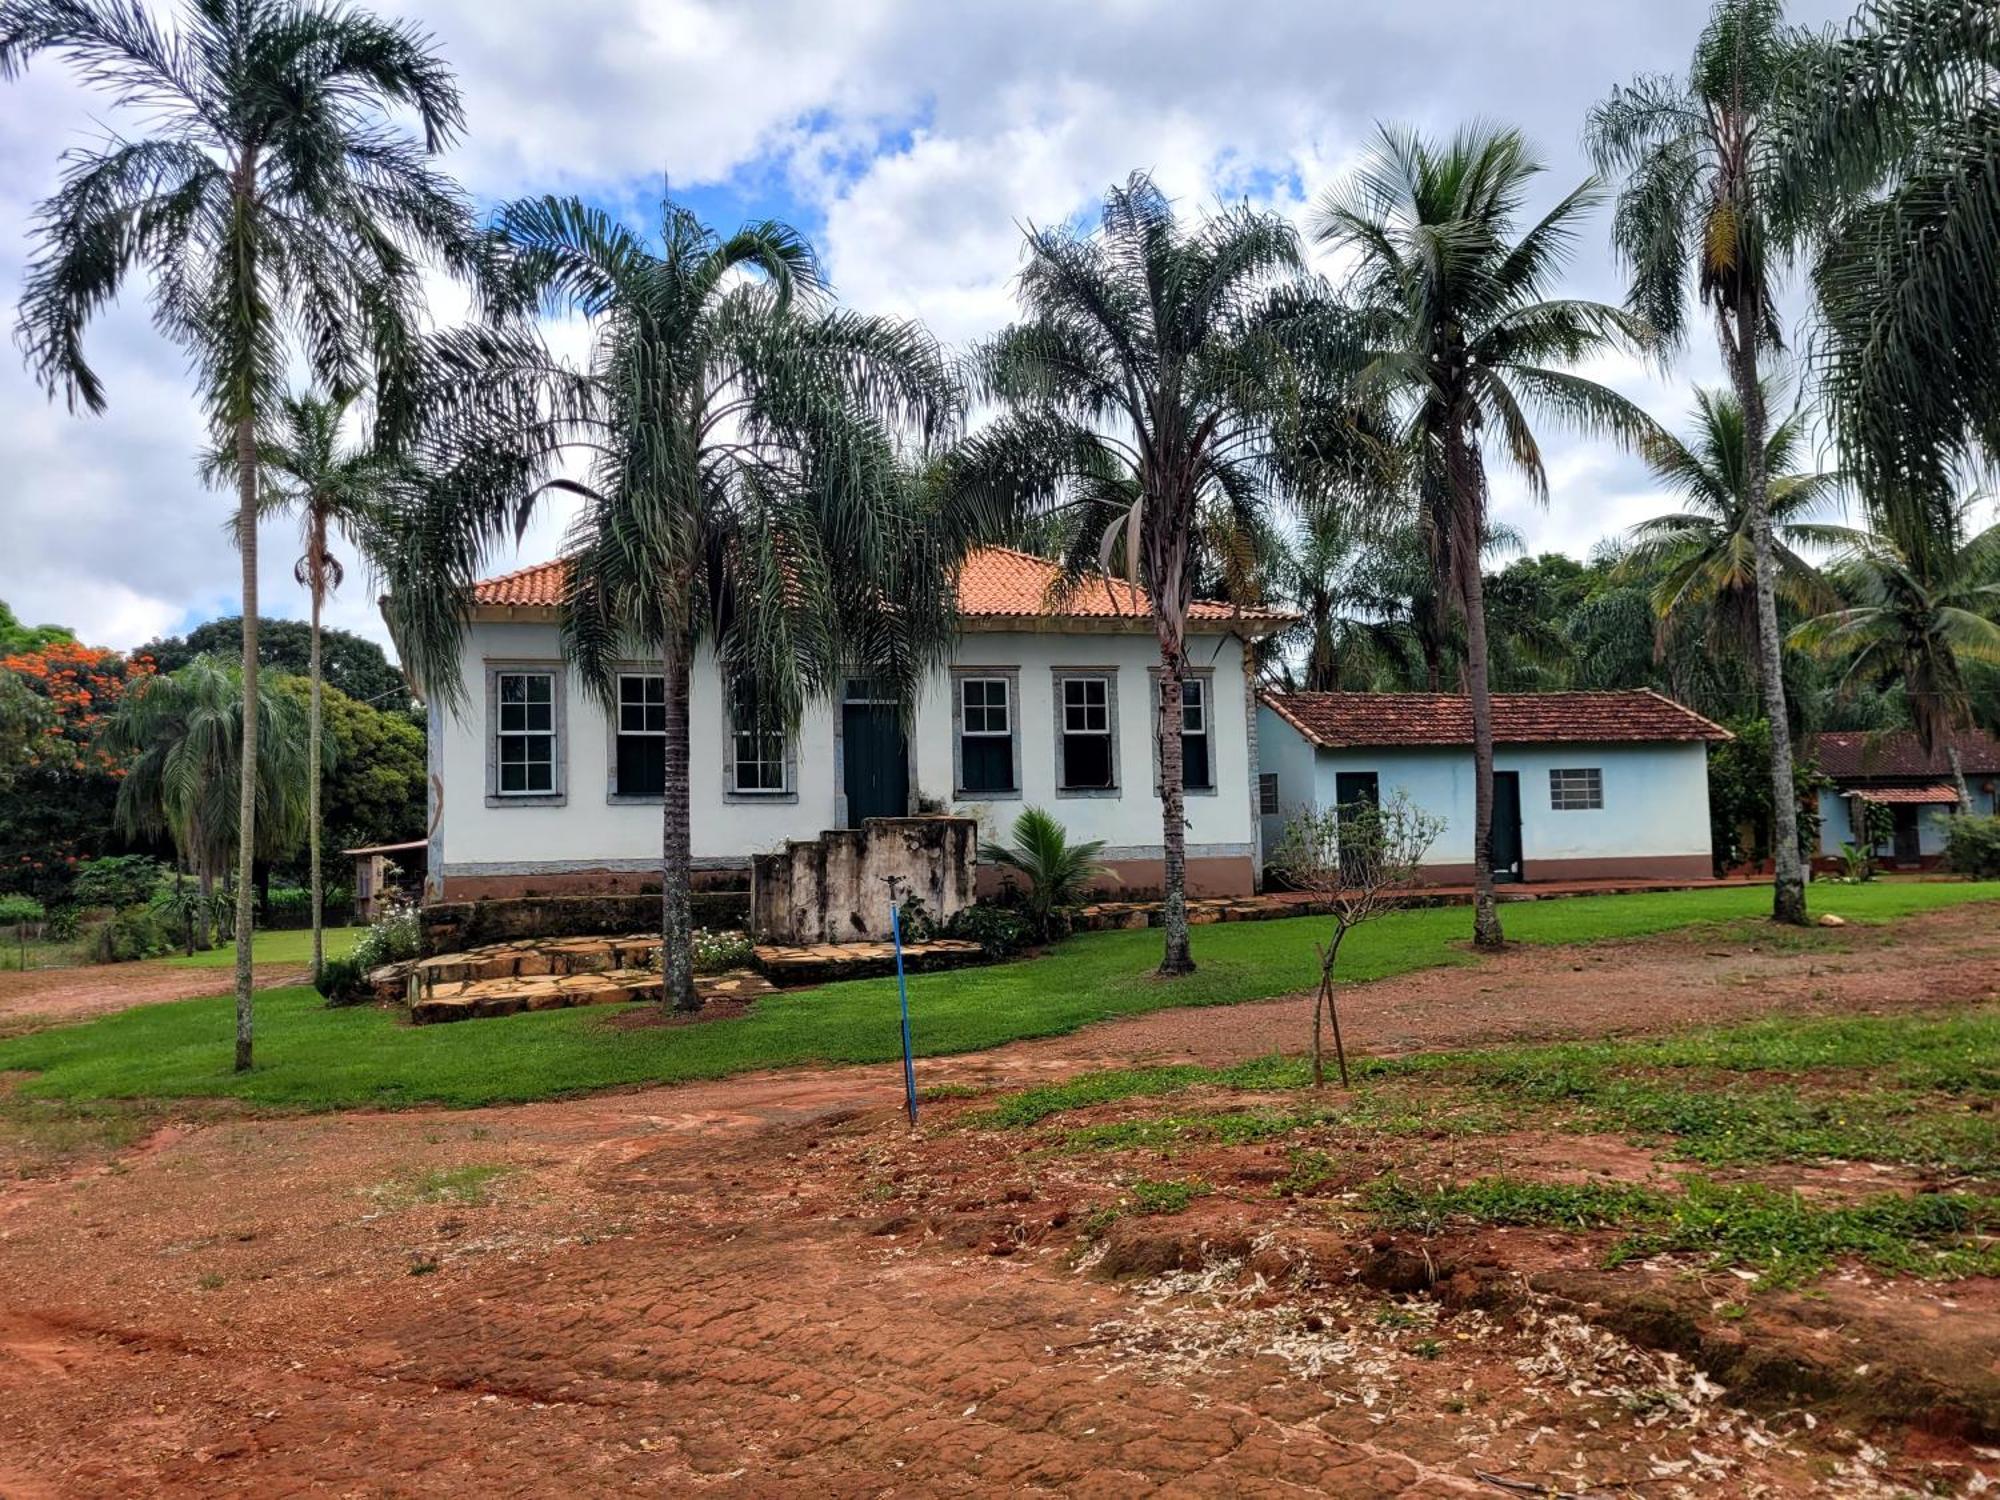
982, 807, 1111, 942
691, 927, 753, 974
1943, 815, 2000, 879
942, 901, 1029, 959
350, 898, 421, 974
315, 953, 370, 1006
71, 854, 167, 911
896, 894, 937, 943
91, 903, 170, 963
0, 893, 44, 927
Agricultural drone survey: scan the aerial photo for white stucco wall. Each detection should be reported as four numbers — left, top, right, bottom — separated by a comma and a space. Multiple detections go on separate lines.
1818, 787, 1981, 858
435, 621, 1257, 881
1255, 716, 1715, 874
1255, 702, 1321, 855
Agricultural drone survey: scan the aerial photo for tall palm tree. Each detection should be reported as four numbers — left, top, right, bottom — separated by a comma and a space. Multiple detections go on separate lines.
954, 174, 1323, 976
1778, 0, 2000, 536
385, 196, 964, 1012
109, 654, 319, 942
1793, 507, 2000, 809
1313, 125, 1654, 948
1587, 0, 1822, 925
0, 0, 472, 1068
215, 391, 408, 981
1625, 385, 1844, 653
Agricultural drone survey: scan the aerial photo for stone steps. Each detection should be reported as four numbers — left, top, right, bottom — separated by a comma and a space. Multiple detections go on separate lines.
410, 966, 777, 1025
750, 937, 987, 988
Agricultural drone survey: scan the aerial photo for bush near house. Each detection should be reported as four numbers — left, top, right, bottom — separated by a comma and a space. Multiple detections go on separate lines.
1943, 816, 2000, 879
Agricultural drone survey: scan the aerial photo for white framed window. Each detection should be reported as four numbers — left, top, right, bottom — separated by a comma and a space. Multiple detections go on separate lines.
1549, 766, 1603, 811
729, 678, 789, 795
495, 671, 556, 796
957, 675, 1016, 795
613, 673, 665, 799
1179, 676, 1212, 791
1058, 673, 1116, 792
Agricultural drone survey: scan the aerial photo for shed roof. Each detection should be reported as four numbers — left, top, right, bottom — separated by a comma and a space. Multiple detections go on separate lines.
1851, 784, 1962, 806
1260, 689, 1731, 750
1810, 729, 2000, 782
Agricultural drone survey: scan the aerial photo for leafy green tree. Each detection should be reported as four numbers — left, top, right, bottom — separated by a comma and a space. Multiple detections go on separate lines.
956, 174, 1323, 975
1794, 507, 2000, 808
138, 618, 411, 714
107, 656, 321, 947
1, 0, 472, 1068
0, 601, 72, 655
213, 391, 411, 978
385, 196, 962, 1011
1587, 0, 1822, 925
271, 676, 424, 856
1625, 386, 1844, 654
1314, 125, 1653, 948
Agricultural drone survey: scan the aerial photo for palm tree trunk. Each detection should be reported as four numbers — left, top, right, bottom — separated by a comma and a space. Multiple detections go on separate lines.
1156, 630, 1195, 977
1730, 312, 1807, 926
1463, 554, 1504, 949
198, 863, 215, 951
233, 411, 260, 1071
1949, 743, 1972, 813
660, 634, 696, 1012
308, 522, 325, 982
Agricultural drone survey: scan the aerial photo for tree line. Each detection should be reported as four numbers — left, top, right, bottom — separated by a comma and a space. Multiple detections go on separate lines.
2, 0, 1996, 1067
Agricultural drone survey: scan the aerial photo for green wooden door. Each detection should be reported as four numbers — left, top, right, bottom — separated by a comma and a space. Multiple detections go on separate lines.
1491, 770, 1524, 883
842, 682, 908, 825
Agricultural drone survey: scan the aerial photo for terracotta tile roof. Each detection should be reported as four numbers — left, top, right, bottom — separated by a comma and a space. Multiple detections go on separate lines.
471, 545, 1292, 629
1260, 689, 1732, 749
1810, 729, 2000, 781
1852, 783, 1962, 805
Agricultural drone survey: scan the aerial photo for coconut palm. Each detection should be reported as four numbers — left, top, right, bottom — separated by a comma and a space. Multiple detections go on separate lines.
1313, 125, 1655, 948
211, 390, 408, 982
1586, 0, 1823, 925
1793, 507, 2000, 809
1778, 0, 2000, 533
0, 0, 472, 1067
109, 655, 320, 945
1625, 385, 1844, 653
384, 196, 964, 1011
954, 173, 1328, 976
1264, 511, 1423, 692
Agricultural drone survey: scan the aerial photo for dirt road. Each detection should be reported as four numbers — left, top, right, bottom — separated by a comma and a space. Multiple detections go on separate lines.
0, 907, 1995, 1496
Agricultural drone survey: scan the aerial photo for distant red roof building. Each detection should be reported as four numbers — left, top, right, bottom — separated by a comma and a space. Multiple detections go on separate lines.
1809, 729, 2000, 782
1261, 689, 1731, 749
472, 545, 1292, 630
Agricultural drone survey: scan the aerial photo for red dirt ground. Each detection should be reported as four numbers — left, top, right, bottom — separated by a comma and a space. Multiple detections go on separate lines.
0, 907, 1996, 1496
0, 959, 305, 1037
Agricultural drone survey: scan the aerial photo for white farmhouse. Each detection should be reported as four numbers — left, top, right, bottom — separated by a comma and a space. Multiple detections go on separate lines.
424, 546, 1289, 902
1256, 690, 1729, 884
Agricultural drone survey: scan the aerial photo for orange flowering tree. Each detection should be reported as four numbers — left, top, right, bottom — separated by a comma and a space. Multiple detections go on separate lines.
0, 641, 155, 901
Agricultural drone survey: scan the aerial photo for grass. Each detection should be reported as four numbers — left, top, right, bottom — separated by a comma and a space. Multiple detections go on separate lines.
370, 1162, 512, 1208
164, 926, 364, 968
0, 880, 1995, 1112
1368, 1173, 2000, 1286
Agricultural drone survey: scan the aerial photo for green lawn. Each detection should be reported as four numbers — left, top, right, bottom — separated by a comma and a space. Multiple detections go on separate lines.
2, 881, 1995, 1113
164, 926, 364, 968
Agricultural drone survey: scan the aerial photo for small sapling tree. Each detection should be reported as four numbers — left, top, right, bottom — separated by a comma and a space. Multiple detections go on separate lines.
1270, 792, 1443, 1087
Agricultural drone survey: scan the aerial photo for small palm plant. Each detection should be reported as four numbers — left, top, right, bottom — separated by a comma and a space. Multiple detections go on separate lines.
983, 807, 1112, 943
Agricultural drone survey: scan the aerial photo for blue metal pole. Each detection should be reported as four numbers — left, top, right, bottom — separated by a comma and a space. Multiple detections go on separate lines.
890, 896, 918, 1127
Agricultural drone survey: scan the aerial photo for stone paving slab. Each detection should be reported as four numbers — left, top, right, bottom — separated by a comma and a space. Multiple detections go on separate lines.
410, 965, 776, 1024
751, 937, 988, 988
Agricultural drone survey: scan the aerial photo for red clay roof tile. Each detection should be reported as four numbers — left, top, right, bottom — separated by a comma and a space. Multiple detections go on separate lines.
1260, 689, 1731, 748
1810, 730, 2000, 781
472, 545, 1291, 627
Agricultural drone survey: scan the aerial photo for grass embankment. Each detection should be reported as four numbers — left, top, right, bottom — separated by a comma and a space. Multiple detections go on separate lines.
974, 1005, 2000, 1285
164, 926, 364, 968
0, 881, 1995, 1113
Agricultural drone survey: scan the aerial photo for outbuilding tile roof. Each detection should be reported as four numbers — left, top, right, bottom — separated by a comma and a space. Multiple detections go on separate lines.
1260, 689, 1731, 749
1810, 730, 2000, 781
472, 545, 1292, 628
1852, 784, 1962, 805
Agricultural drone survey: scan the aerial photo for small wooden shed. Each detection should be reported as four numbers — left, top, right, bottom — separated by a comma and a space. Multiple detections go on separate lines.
344, 839, 429, 922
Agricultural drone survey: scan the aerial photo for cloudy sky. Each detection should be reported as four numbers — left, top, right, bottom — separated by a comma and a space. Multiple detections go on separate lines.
0, 0, 1857, 658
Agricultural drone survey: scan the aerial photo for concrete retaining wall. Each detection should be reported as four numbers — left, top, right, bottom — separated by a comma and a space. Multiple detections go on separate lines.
752, 816, 977, 944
